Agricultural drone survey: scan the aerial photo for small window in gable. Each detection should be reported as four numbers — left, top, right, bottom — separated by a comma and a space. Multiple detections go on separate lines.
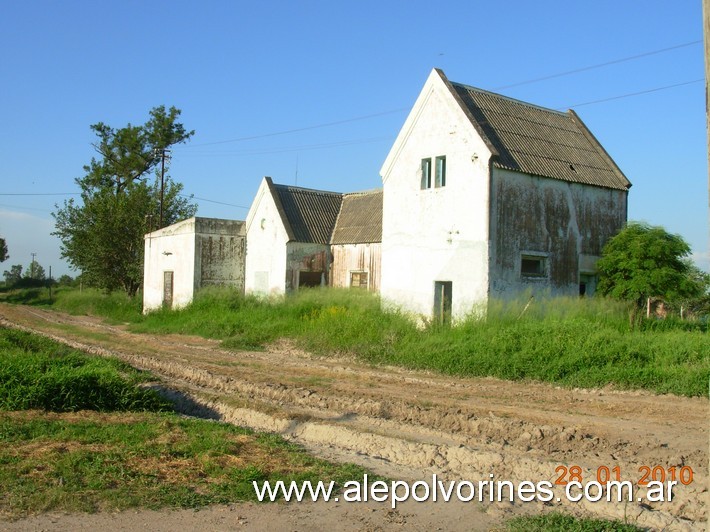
435, 155, 446, 187
350, 271, 369, 289
521, 255, 547, 278
420, 158, 432, 189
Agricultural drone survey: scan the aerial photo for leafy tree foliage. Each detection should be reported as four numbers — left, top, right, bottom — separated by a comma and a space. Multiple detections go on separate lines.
57, 274, 75, 286
597, 222, 704, 321
24, 261, 46, 280
3, 264, 22, 285
0, 238, 7, 262
53, 106, 196, 296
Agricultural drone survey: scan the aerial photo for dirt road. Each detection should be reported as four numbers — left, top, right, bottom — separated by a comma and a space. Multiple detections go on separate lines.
0, 303, 707, 530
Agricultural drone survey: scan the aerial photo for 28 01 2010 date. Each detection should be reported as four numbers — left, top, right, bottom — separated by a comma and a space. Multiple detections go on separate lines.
555, 465, 694, 486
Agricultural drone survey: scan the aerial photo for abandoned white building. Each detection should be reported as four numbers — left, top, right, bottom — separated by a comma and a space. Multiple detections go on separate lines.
143, 217, 246, 311
244, 176, 382, 294
380, 69, 631, 322
142, 68, 630, 321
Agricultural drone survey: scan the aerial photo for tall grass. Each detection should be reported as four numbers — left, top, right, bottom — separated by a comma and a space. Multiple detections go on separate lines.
4, 286, 708, 397
136, 288, 710, 397
0, 327, 171, 412
52, 288, 143, 323
0, 325, 375, 517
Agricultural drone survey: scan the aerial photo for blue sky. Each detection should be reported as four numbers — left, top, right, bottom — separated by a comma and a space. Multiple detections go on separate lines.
0, 0, 707, 277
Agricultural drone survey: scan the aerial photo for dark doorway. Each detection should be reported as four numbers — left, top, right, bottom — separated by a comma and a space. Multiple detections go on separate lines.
433, 281, 452, 326
579, 273, 597, 297
298, 271, 322, 288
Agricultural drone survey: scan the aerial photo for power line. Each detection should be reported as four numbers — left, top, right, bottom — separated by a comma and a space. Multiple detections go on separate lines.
175, 40, 701, 150
560, 78, 704, 109
176, 136, 393, 157
182, 109, 408, 148
493, 39, 702, 90
0, 192, 79, 196
0, 203, 54, 213
179, 194, 249, 209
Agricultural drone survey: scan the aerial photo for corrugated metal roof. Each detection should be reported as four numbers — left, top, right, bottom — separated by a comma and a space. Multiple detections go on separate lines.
272, 183, 343, 244
331, 190, 383, 244
450, 82, 631, 191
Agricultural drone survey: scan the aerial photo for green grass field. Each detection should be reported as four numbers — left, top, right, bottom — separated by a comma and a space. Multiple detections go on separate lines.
0, 312, 659, 529
3, 285, 708, 397
0, 326, 372, 518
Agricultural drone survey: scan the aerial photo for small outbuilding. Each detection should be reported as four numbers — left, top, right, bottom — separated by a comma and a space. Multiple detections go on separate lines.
244, 177, 382, 295
143, 217, 246, 312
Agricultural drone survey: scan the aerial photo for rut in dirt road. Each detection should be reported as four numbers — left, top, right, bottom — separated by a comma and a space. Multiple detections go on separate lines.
0, 303, 706, 530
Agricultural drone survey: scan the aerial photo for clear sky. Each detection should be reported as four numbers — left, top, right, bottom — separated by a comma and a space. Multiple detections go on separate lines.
0, 0, 707, 277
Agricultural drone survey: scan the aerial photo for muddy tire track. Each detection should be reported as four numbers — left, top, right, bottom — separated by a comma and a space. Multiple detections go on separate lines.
0, 304, 706, 530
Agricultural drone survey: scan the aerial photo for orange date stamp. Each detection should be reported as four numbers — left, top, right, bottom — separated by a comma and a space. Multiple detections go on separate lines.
555, 465, 694, 486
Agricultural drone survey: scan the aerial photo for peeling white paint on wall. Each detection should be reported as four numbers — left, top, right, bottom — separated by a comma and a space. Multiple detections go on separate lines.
143, 217, 245, 312
379, 69, 629, 322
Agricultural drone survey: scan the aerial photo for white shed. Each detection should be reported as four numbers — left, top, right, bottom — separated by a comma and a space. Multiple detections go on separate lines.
143, 217, 246, 312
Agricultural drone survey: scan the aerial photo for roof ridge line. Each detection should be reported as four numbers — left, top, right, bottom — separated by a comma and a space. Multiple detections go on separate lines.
265, 177, 296, 241
343, 188, 383, 197
451, 81, 569, 116
329, 195, 347, 245
567, 110, 632, 189
273, 182, 343, 196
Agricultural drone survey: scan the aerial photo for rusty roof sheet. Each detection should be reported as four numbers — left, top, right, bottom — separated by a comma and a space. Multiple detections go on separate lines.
331, 190, 383, 244
272, 183, 343, 244
450, 81, 631, 191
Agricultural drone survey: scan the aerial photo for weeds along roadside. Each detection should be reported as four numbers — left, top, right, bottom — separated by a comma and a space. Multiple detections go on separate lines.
0, 312, 648, 531
1, 285, 708, 397
0, 326, 372, 517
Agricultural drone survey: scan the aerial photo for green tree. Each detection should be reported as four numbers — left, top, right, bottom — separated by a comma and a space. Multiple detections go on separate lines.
3, 264, 22, 285
57, 274, 74, 286
53, 106, 196, 296
0, 238, 7, 262
670, 262, 710, 317
24, 261, 46, 280
597, 222, 703, 324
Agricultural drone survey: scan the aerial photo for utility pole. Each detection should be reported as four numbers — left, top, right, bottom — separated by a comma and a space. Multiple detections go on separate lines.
158, 148, 171, 229
30, 252, 36, 279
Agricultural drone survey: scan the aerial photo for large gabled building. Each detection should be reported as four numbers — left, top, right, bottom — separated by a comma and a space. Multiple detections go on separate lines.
379, 69, 631, 322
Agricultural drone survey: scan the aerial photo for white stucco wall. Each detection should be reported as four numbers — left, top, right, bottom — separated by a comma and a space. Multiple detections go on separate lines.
143, 218, 197, 312
245, 178, 290, 295
380, 69, 493, 321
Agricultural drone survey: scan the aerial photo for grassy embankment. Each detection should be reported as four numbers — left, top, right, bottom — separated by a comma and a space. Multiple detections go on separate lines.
0, 326, 368, 518
0, 301, 647, 530
2, 285, 708, 397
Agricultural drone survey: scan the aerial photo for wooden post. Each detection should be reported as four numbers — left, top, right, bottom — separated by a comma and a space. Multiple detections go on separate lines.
646, 297, 651, 319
